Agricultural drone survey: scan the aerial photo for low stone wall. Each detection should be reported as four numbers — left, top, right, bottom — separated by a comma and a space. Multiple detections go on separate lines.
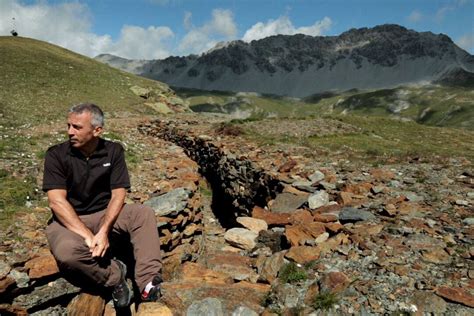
139, 119, 282, 223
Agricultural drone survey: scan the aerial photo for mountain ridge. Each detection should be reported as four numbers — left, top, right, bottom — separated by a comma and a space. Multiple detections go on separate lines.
95, 24, 474, 97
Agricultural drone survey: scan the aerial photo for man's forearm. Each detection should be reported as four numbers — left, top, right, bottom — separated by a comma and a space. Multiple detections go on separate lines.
99, 188, 126, 234
49, 198, 93, 240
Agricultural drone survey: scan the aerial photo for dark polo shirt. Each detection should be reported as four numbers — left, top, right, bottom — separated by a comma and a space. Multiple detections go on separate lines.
43, 138, 130, 214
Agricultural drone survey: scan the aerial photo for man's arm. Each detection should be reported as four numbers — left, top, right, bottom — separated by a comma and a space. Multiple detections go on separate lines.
47, 189, 94, 246
89, 188, 127, 257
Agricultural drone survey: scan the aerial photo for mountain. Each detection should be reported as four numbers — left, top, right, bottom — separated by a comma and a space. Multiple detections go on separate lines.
0, 36, 187, 126
95, 24, 474, 98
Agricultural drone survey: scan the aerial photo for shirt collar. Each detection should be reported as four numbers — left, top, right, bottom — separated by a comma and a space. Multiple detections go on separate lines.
67, 138, 108, 158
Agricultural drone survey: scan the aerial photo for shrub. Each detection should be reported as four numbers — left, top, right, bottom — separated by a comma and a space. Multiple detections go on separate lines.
278, 262, 307, 284
312, 291, 338, 311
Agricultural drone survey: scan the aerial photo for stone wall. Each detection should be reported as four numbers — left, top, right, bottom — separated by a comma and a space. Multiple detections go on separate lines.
139, 119, 282, 225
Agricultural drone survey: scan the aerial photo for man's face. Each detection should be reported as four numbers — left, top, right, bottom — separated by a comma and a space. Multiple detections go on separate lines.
67, 112, 102, 149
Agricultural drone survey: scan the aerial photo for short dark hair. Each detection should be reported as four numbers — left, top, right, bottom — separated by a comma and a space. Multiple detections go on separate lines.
69, 103, 104, 127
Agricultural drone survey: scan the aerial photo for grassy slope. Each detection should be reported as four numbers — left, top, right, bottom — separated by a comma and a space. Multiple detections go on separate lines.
180, 85, 474, 130
0, 36, 172, 126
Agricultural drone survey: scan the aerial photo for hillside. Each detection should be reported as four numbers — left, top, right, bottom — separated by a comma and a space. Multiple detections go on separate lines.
0, 36, 187, 127
96, 24, 474, 98
177, 84, 474, 130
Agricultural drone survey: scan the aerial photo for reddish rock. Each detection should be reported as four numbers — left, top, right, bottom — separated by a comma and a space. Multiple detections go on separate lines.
137, 302, 173, 316
336, 192, 354, 206
343, 182, 373, 195
324, 222, 344, 234
304, 282, 320, 305
278, 159, 298, 172
311, 204, 342, 215
0, 304, 28, 316
314, 213, 338, 223
317, 233, 350, 255
206, 251, 257, 282
67, 293, 106, 316
0, 276, 15, 294
319, 271, 350, 294
290, 209, 314, 224
25, 253, 59, 279
435, 286, 474, 307
285, 222, 326, 246
285, 246, 320, 264
161, 279, 269, 313
422, 248, 451, 264
370, 168, 395, 182
252, 206, 292, 226
180, 262, 233, 284
237, 216, 268, 233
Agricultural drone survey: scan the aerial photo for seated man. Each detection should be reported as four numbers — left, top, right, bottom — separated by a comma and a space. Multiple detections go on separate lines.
43, 103, 162, 307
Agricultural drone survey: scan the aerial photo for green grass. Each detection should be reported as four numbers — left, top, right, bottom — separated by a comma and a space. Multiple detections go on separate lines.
312, 291, 339, 311
241, 115, 474, 164
0, 36, 173, 126
278, 262, 308, 284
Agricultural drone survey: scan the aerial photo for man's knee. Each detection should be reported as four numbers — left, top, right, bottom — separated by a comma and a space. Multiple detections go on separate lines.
51, 238, 88, 269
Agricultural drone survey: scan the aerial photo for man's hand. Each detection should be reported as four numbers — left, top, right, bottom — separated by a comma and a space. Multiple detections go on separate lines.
89, 230, 110, 257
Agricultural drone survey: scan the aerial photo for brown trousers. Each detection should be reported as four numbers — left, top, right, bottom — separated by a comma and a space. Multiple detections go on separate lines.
46, 204, 162, 292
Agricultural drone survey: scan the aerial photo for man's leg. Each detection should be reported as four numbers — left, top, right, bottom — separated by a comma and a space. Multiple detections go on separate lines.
111, 204, 162, 293
46, 215, 123, 290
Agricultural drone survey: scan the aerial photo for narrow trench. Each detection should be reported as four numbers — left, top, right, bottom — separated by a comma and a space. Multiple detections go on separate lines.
139, 120, 290, 254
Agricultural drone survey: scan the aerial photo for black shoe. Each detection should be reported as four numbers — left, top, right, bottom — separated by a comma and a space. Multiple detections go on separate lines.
112, 260, 133, 308
141, 274, 163, 302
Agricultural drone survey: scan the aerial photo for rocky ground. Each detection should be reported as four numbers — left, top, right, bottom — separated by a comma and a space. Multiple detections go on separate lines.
1, 113, 473, 315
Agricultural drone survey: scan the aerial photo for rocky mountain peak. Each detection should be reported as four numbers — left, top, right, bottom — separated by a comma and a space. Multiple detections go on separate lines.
95, 24, 473, 97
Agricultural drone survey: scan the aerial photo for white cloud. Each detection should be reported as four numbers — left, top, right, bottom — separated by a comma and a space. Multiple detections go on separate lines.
0, 0, 174, 59
107, 25, 174, 59
407, 10, 423, 23
457, 33, 474, 53
183, 11, 192, 30
242, 16, 332, 42
179, 9, 237, 55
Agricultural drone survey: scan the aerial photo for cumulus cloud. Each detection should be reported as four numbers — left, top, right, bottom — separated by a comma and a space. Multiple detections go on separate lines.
407, 10, 423, 23
457, 33, 474, 53
0, 0, 173, 59
178, 9, 237, 55
242, 16, 332, 42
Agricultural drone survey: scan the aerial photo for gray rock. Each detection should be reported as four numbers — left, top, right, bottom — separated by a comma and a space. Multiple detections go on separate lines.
144, 188, 191, 216
0, 260, 11, 279
309, 170, 325, 183
410, 291, 447, 315
187, 297, 224, 316
224, 228, 258, 250
319, 181, 336, 190
259, 251, 285, 283
232, 306, 258, 316
339, 207, 375, 223
455, 199, 469, 206
9, 269, 29, 288
403, 191, 424, 202
13, 278, 80, 309
462, 217, 474, 225
270, 193, 307, 213
371, 186, 385, 194
308, 190, 330, 209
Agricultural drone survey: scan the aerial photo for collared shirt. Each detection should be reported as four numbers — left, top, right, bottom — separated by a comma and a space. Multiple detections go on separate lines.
42, 138, 130, 214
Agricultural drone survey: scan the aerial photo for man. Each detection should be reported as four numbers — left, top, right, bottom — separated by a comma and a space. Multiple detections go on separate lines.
43, 103, 162, 308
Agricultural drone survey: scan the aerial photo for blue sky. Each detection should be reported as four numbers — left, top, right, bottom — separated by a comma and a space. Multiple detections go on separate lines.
1, 0, 473, 59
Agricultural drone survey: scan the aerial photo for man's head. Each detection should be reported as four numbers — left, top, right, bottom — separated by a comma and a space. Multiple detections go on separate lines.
67, 103, 104, 152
